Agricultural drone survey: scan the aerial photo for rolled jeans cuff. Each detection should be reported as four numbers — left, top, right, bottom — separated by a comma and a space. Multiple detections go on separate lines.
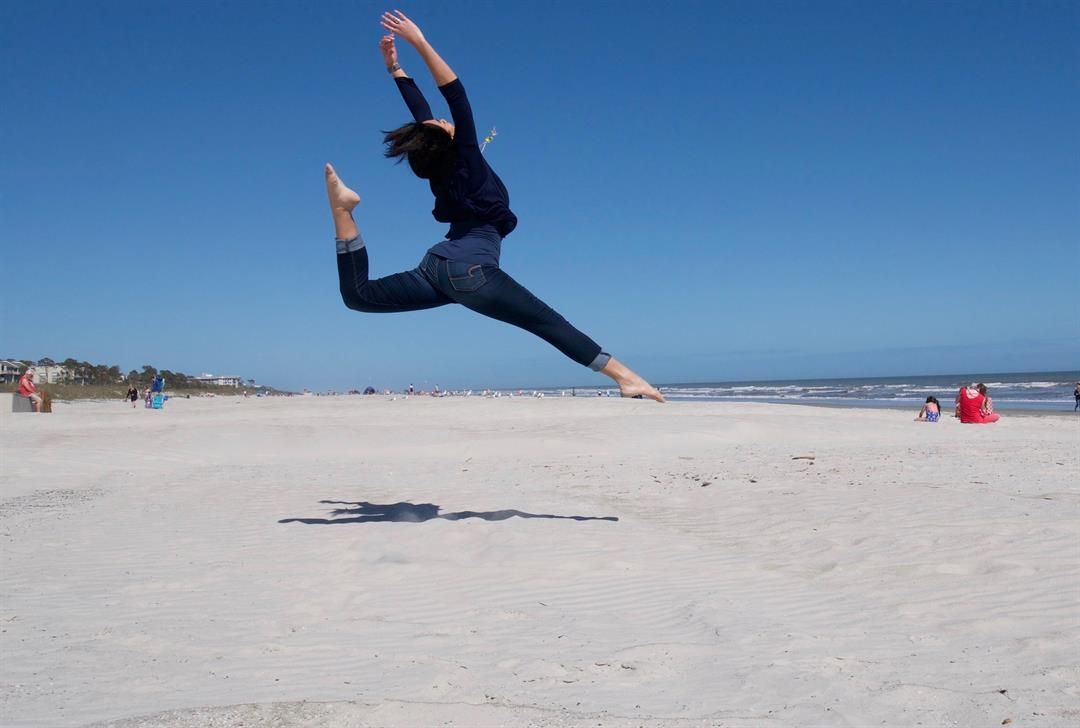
587, 351, 611, 372
336, 234, 365, 254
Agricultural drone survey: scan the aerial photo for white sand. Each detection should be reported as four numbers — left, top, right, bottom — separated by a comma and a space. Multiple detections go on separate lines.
1, 395, 1077, 727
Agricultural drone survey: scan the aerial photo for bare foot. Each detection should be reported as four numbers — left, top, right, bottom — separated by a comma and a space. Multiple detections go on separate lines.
618, 377, 666, 403
600, 357, 666, 403
325, 163, 360, 212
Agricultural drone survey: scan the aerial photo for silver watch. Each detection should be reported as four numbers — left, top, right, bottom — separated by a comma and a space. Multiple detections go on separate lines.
387, 63, 401, 74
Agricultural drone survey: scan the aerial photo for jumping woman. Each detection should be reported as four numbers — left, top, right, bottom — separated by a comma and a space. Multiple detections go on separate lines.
324, 10, 663, 402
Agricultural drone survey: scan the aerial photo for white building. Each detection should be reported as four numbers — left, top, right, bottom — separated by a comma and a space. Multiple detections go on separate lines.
30, 365, 71, 384
0, 360, 23, 384
193, 374, 242, 387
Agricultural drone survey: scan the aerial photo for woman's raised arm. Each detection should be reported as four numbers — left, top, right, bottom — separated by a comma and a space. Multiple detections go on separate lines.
380, 33, 433, 122
380, 10, 477, 146
380, 10, 456, 86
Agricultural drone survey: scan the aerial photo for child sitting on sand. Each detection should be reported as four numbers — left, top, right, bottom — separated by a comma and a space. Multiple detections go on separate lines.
915, 396, 940, 422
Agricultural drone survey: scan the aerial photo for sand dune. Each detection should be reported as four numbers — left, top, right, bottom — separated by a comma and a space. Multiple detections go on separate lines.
1, 395, 1077, 727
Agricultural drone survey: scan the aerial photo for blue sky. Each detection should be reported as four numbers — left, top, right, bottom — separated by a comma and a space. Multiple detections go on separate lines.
2, 1, 1077, 391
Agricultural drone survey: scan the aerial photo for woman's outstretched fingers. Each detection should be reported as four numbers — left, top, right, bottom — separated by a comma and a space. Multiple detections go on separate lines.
381, 9, 423, 45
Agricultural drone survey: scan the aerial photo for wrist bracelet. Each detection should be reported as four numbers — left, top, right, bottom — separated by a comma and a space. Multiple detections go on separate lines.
387, 63, 401, 74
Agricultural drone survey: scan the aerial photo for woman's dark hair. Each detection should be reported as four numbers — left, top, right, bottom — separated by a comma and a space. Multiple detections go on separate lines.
977, 383, 987, 395
926, 396, 940, 406
383, 122, 454, 179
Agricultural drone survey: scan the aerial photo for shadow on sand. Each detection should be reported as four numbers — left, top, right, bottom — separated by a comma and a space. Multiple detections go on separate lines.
279, 500, 618, 525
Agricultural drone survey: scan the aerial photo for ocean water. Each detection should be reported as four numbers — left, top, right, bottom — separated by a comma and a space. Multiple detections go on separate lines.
545, 371, 1080, 412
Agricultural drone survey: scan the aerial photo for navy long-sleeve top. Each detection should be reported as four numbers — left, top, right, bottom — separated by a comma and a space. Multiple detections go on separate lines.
395, 76, 517, 262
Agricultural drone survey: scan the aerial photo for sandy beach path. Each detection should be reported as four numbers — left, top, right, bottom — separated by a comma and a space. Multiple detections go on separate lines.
1, 396, 1077, 727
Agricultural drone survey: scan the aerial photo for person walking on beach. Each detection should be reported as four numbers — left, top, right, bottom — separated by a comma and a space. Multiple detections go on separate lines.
324, 10, 663, 402
1074, 382, 1079, 411
126, 383, 139, 408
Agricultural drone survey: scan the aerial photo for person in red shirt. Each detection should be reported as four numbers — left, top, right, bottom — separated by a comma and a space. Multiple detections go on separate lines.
957, 383, 1000, 424
17, 370, 43, 412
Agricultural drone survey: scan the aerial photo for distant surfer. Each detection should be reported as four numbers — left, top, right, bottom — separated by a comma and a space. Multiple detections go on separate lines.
324, 10, 663, 402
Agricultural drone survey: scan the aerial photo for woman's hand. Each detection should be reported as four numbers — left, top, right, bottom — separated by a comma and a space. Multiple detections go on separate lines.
379, 34, 398, 68
380, 10, 425, 47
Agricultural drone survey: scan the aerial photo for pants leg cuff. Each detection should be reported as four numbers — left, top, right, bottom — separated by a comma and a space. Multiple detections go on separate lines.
588, 351, 611, 372
336, 234, 365, 254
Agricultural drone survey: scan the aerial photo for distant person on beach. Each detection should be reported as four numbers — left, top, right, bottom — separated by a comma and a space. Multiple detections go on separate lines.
126, 384, 139, 408
954, 383, 971, 419
915, 396, 940, 422
1074, 382, 1079, 411
958, 383, 999, 424
17, 370, 43, 412
977, 383, 994, 417
324, 10, 663, 402
954, 383, 975, 419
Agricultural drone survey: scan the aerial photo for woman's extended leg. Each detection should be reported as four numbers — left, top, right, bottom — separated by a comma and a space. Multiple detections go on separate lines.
432, 261, 664, 401
327, 164, 450, 313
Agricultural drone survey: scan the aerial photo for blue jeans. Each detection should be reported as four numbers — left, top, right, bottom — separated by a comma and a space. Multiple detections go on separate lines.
336, 245, 610, 371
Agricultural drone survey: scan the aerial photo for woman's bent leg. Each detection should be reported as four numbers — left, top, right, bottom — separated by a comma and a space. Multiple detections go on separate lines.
337, 247, 449, 313
326, 164, 450, 313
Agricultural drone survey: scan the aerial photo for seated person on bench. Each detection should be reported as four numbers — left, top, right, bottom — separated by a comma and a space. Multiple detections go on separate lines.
17, 370, 43, 412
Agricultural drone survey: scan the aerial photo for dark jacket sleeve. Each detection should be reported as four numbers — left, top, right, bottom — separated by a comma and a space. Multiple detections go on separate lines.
438, 78, 479, 148
394, 76, 434, 122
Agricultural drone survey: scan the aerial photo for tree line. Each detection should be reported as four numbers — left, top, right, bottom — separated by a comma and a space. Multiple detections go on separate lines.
16, 358, 255, 389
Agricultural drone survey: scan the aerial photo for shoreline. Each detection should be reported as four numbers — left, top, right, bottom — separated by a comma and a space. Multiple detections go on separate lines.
660, 397, 1079, 417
